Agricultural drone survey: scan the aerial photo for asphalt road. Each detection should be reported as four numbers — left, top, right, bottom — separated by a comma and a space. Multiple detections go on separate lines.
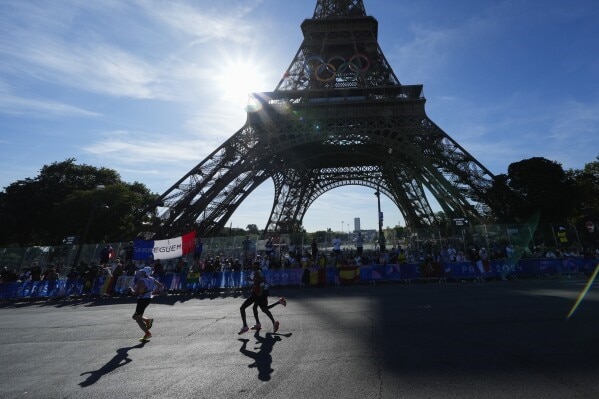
1, 278, 598, 399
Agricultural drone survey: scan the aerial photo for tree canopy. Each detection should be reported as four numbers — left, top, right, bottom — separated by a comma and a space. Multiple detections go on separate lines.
486, 156, 596, 225
0, 155, 597, 247
0, 159, 158, 246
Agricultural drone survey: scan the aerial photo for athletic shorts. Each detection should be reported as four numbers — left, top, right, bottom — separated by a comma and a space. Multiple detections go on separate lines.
256, 294, 268, 308
134, 298, 151, 316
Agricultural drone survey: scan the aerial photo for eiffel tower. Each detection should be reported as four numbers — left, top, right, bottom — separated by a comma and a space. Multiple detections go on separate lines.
148, 0, 496, 237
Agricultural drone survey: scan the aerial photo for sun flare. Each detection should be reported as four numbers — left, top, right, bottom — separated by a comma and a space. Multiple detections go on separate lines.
215, 56, 270, 111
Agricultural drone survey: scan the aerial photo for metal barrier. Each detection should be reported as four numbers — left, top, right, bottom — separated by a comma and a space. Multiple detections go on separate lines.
1, 258, 597, 301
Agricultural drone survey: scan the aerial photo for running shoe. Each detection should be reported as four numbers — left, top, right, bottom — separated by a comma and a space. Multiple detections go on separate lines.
140, 332, 152, 341
279, 297, 287, 307
273, 320, 280, 333
251, 324, 262, 331
146, 319, 154, 330
238, 326, 249, 335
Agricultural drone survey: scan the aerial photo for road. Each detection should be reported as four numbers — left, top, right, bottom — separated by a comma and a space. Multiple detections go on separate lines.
1, 278, 598, 398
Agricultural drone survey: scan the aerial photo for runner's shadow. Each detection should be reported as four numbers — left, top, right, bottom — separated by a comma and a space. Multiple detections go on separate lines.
238, 332, 283, 381
79, 342, 145, 387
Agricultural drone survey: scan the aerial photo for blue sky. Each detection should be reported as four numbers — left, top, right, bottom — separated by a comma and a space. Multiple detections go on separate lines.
1, 0, 598, 233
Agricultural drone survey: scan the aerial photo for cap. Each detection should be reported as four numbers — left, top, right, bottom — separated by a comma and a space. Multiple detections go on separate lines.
142, 267, 152, 275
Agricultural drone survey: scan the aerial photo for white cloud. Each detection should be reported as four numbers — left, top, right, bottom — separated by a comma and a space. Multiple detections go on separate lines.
82, 130, 208, 165
0, 79, 100, 117
136, 0, 260, 45
0, 0, 266, 103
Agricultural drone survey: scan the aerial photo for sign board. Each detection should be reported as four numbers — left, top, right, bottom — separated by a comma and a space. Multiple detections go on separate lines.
453, 218, 469, 226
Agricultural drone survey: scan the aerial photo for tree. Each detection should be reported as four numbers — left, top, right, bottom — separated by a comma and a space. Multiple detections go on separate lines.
392, 225, 408, 242
567, 157, 599, 248
0, 159, 157, 246
488, 157, 576, 224
246, 224, 260, 234
485, 174, 524, 223
311, 230, 329, 244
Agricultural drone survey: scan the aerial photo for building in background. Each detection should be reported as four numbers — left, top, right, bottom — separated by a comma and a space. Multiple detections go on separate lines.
354, 218, 360, 233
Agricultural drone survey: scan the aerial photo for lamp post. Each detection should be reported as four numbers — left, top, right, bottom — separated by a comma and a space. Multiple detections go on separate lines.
374, 188, 386, 252
72, 185, 105, 270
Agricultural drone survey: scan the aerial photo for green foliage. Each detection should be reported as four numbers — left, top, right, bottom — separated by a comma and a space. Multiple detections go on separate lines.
392, 225, 408, 240
485, 174, 524, 223
246, 224, 260, 234
311, 230, 329, 243
567, 156, 599, 222
216, 226, 249, 237
507, 157, 576, 223
0, 159, 158, 246
487, 157, 585, 225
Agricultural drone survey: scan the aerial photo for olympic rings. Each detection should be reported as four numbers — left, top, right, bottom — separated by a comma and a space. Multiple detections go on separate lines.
348, 53, 370, 73
315, 63, 336, 82
302, 53, 371, 82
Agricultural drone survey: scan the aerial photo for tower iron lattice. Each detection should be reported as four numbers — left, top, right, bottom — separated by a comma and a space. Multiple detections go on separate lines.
147, 0, 496, 238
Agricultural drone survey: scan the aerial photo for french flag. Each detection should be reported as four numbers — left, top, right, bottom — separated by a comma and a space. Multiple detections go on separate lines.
134, 231, 196, 261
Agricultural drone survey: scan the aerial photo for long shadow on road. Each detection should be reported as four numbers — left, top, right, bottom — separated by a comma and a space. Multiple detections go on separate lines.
79, 342, 146, 387
238, 331, 292, 381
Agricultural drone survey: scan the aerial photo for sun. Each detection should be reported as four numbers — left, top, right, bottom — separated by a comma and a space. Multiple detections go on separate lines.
215, 55, 271, 111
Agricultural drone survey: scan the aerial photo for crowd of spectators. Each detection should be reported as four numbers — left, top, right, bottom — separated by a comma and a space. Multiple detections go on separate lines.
1, 237, 598, 286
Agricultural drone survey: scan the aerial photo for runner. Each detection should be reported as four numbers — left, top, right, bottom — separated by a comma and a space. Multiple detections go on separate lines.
131, 266, 163, 342
251, 275, 286, 333
238, 262, 280, 334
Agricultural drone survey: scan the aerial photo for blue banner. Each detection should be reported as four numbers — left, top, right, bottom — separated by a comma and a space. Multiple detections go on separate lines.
1, 258, 597, 300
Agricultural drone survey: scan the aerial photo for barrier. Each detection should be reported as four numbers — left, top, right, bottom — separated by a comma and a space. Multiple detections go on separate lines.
1, 258, 597, 300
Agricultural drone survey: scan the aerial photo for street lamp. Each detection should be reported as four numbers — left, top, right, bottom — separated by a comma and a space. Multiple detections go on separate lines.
72, 185, 106, 270
374, 187, 386, 252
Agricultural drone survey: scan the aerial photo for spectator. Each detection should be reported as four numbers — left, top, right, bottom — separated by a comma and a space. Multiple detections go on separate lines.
100, 244, 114, 264
545, 249, 557, 258
264, 238, 274, 257
477, 247, 490, 274
124, 261, 137, 276
0, 267, 18, 283
43, 265, 59, 281
332, 236, 341, 256
397, 249, 407, 264
318, 253, 327, 268
213, 256, 222, 272
107, 260, 124, 296
83, 264, 98, 295
355, 233, 364, 256
153, 259, 165, 278
101, 264, 112, 278
66, 268, 79, 281
242, 236, 252, 263
194, 238, 203, 265
506, 244, 515, 260
124, 241, 135, 262
440, 246, 451, 263
30, 262, 42, 281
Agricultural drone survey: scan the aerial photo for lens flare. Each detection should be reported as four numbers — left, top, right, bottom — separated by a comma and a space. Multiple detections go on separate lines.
566, 263, 599, 320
